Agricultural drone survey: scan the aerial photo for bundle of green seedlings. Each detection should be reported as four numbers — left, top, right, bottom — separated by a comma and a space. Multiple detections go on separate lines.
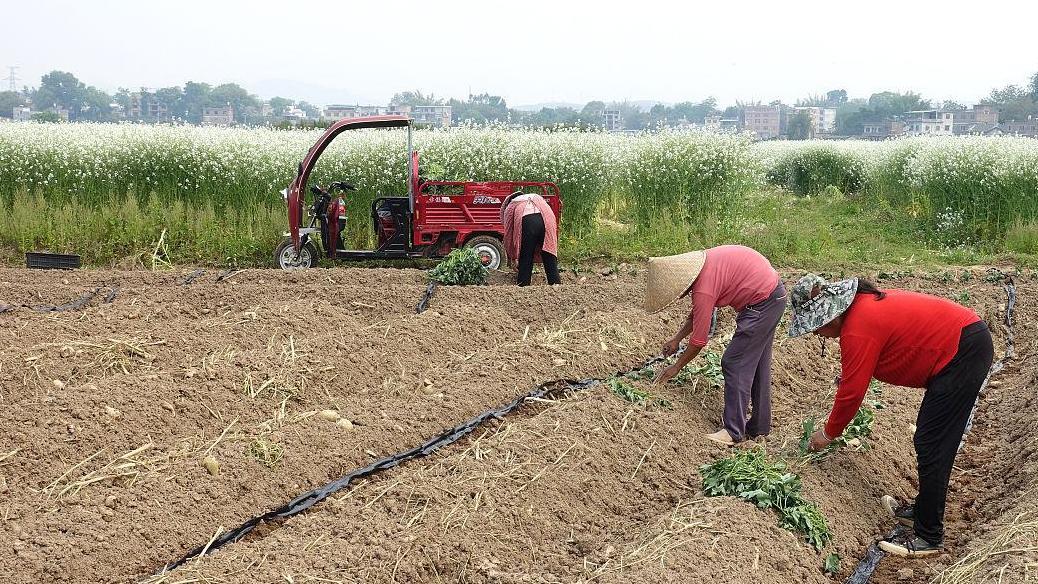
606, 376, 671, 409
427, 247, 488, 286
700, 447, 832, 550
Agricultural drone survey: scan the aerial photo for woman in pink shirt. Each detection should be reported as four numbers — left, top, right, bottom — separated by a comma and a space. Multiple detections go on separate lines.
645, 245, 786, 445
501, 191, 561, 286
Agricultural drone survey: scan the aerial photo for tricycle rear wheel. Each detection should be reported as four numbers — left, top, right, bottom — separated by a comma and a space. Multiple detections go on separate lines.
465, 236, 504, 270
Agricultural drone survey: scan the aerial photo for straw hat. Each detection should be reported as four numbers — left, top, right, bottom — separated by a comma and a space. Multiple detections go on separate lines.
644, 251, 707, 313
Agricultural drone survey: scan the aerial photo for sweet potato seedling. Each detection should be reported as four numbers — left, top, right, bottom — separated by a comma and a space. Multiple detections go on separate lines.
606, 377, 671, 409
823, 552, 840, 575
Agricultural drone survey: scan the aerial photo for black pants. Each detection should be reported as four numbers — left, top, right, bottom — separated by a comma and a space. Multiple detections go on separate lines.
914, 321, 994, 545
517, 213, 561, 286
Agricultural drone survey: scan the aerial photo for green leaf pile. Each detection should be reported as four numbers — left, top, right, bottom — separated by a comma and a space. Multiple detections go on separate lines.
700, 448, 832, 550
428, 247, 488, 286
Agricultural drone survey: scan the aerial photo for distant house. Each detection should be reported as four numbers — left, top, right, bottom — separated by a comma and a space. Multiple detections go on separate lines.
793, 106, 837, 134
861, 120, 907, 140
904, 110, 954, 135
13, 106, 31, 121
704, 115, 740, 133
385, 104, 452, 127
323, 104, 358, 120
126, 90, 170, 121
201, 105, 234, 125
412, 105, 452, 128
743, 105, 782, 139
602, 109, 623, 132
356, 105, 386, 117
951, 104, 999, 135
1004, 120, 1038, 137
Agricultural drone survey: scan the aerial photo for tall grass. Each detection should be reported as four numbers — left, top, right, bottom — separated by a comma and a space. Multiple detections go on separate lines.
753, 136, 1038, 245
0, 191, 282, 266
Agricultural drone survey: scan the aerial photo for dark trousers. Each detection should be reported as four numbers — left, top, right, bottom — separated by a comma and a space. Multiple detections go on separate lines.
914, 320, 994, 545
721, 282, 787, 441
517, 213, 561, 286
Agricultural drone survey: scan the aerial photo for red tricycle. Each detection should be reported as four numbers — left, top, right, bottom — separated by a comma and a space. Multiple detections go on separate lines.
276, 115, 562, 270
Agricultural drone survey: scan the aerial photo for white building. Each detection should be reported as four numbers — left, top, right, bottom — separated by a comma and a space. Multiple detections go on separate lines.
602, 109, 623, 131
201, 105, 234, 125
904, 110, 954, 135
13, 106, 31, 121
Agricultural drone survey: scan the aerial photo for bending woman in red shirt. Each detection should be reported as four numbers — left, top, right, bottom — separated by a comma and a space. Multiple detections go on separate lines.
788, 274, 993, 558
646, 245, 786, 446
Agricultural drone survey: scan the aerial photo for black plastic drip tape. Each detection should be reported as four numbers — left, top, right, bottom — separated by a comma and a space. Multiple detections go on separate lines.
845, 543, 888, 584
104, 287, 119, 304
845, 280, 1017, 584
31, 287, 103, 312
0, 303, 12, 314
180, 269, 205, 285
415, 281, 437, 313
154, 353, 668, 575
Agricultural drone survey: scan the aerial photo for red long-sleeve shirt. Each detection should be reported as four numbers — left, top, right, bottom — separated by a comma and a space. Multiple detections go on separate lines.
826, 290, 981, 438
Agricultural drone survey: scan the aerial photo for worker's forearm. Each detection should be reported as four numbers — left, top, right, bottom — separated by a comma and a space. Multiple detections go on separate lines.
673, 343, 703, 370
672, 313, 694, 343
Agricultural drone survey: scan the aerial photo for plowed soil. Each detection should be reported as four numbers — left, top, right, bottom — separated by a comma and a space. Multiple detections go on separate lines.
0, 266, 1033, 584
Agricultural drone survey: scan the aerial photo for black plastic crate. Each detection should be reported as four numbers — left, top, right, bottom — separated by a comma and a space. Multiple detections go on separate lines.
25, 252, 81, 270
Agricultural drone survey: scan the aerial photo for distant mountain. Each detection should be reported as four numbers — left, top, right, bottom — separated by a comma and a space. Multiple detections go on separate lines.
512, 102, 585, 112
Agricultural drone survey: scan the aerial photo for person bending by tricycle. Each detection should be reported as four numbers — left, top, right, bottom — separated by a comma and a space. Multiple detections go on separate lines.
501, 190, 561, 286
646, 245, 787, 446
788, 274, 993, 558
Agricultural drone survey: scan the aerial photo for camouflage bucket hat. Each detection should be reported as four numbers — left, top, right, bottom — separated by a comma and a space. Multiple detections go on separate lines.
787, 274, 859, 337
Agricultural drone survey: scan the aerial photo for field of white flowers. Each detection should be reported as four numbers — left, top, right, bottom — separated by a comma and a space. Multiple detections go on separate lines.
1, 121, 1036, 263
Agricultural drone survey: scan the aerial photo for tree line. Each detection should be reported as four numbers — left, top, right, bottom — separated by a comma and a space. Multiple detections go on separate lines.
2, 69, 1037, 132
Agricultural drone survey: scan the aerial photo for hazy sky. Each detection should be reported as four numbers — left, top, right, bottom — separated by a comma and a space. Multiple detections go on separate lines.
3, 0, 1035, 107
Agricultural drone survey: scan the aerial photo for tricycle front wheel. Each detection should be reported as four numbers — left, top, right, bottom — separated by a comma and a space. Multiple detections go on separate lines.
274, 238, 318, 270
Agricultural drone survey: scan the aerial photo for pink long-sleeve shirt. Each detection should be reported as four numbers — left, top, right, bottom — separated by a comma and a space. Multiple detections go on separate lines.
687, 245, 779, 347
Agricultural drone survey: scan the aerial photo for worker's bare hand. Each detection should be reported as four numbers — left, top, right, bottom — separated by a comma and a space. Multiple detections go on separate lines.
808, 430, 834, 453
654, 363, 681, 385
662, 338, 680, 357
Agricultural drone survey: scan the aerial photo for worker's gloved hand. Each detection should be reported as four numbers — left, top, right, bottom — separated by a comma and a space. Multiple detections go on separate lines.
661, 338, 680, 357
654, 362, 681, 385
808, 429, 834, 452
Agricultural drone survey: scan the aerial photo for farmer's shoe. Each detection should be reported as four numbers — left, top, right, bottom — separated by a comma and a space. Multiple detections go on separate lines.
704, 429, 735, 446
881, 495, 914, 527
878, 533, 942, 558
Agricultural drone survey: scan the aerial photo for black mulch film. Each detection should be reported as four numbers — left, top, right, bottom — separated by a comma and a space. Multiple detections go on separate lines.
415, 281, 437, 314
153, 353, 668, 575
